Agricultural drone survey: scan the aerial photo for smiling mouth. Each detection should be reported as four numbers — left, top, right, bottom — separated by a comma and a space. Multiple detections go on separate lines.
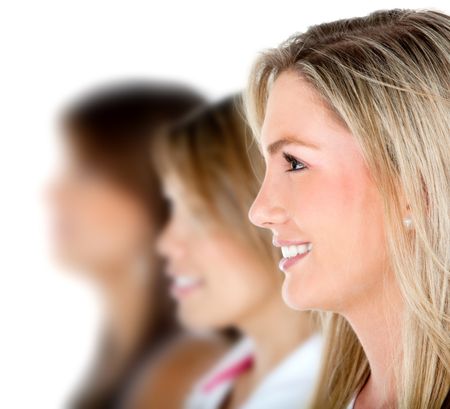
278, 242, 312, 272
281, 243, 312, 257
169, 275, 204, 299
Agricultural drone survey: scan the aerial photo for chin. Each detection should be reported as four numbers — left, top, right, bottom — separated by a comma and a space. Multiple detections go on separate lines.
281, 273, 329, 311
178, 307, 210, 331
281, 278, 305, 310
178, 306, 232, 333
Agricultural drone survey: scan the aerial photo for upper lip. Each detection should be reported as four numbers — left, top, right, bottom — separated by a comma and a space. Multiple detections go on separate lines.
272, 237, 311, 247
164, 265, 190, 279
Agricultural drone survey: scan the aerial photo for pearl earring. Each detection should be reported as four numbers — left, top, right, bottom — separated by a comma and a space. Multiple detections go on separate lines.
403, 216, 413, 229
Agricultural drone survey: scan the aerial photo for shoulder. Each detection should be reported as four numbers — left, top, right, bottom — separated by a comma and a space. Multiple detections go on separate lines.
242, 333, 324, 409
183, 336, 253, 409
123, 333, 233, 409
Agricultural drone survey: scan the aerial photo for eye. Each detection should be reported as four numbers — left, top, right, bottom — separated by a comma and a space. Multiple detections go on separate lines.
282, 152, 307, 172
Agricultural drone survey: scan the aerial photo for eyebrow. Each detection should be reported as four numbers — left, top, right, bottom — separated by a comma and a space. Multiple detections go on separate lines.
266, 136, 319, 156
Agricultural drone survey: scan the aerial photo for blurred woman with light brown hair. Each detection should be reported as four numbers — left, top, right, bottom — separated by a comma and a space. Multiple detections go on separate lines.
151, 94, 323, 409
245, 8, 450, 409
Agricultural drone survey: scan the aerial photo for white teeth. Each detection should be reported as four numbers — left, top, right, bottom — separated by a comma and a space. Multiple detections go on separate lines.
174, 276, 201, 288
288, 245, 297, 257
281, 243, 312, 259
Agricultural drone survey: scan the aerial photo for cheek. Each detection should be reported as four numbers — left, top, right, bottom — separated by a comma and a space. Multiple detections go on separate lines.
95, 197, 149, 251
206, 238, 276, 295
64, 188, 149, 261
286, 168, 388, 311
289, 170, 361, 240
182, 237, 278, 328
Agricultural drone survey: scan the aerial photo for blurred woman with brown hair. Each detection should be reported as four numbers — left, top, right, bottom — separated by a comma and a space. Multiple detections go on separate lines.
49, 81, 229, 409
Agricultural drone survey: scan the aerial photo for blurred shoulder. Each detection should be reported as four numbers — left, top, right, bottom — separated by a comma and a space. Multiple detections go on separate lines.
124, 332, 234, 409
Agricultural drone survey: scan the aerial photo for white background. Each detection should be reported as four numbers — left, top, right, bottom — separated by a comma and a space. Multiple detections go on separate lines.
0, 1, 448, 408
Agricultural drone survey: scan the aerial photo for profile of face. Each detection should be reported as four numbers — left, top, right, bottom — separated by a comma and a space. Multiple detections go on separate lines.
249, 70, 390, 314
156, 176, 281, 330
48, 142, 152, 276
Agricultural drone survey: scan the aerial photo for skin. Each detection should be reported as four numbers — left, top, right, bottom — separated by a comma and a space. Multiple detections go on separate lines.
124, 334, 230, 409
249, 70, 407, 409
48, 142, 155, 373
49, 144, 153, 276
157, 175, 315, 409
48, 142, 225, 408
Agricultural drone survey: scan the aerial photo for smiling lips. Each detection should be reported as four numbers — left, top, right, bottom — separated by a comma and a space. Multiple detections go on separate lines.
281, 243, 312, 258
169, 274, 204, 299
273, 239, 313, 271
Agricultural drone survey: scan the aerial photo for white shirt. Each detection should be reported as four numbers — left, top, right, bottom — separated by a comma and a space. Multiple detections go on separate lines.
184, 333, 323, 409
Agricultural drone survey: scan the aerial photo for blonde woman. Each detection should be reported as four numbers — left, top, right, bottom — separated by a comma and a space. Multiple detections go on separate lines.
151, 95, 323, 409
244, 8, 449, 409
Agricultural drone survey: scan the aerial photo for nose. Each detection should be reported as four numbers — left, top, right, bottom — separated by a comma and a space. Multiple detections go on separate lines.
248, 176, 288, 229
156, 221, 185, 261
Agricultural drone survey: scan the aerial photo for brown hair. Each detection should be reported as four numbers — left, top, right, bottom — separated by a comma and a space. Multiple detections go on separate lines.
62, 81, 207, 409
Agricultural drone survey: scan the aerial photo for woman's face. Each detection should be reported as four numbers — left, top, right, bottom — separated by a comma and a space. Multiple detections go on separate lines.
249, 71, 390, 314
48, 141, 152, 276
156, 176, 281, 331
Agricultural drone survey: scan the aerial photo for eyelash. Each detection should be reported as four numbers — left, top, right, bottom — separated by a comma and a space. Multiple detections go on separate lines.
282, 152, 308, 172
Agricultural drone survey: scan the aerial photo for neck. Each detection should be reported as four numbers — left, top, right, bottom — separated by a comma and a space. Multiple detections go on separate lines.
239, 292, 316, 385
94, 257, 155, 373
343, 279, 404, 407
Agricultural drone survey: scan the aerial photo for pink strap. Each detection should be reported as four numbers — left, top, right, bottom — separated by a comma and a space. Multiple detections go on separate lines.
201, 355, 254, 394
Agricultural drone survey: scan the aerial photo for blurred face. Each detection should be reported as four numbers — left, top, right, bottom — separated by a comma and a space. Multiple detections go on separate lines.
48, 141, 152, 276
249, 71, 390, 314
156, 176, 281, 331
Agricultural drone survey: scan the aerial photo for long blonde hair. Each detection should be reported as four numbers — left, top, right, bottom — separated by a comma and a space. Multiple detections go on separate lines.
244, 8, 450, 408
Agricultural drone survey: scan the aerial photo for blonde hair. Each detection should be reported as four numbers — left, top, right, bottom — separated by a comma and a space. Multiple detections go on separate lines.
151, 94, 280, 269
244, 8, 450, 408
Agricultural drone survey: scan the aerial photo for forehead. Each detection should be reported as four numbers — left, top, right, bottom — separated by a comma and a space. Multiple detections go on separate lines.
162, 174, 197, 206
162, 173, 212, 213
260, 70, 348, 150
